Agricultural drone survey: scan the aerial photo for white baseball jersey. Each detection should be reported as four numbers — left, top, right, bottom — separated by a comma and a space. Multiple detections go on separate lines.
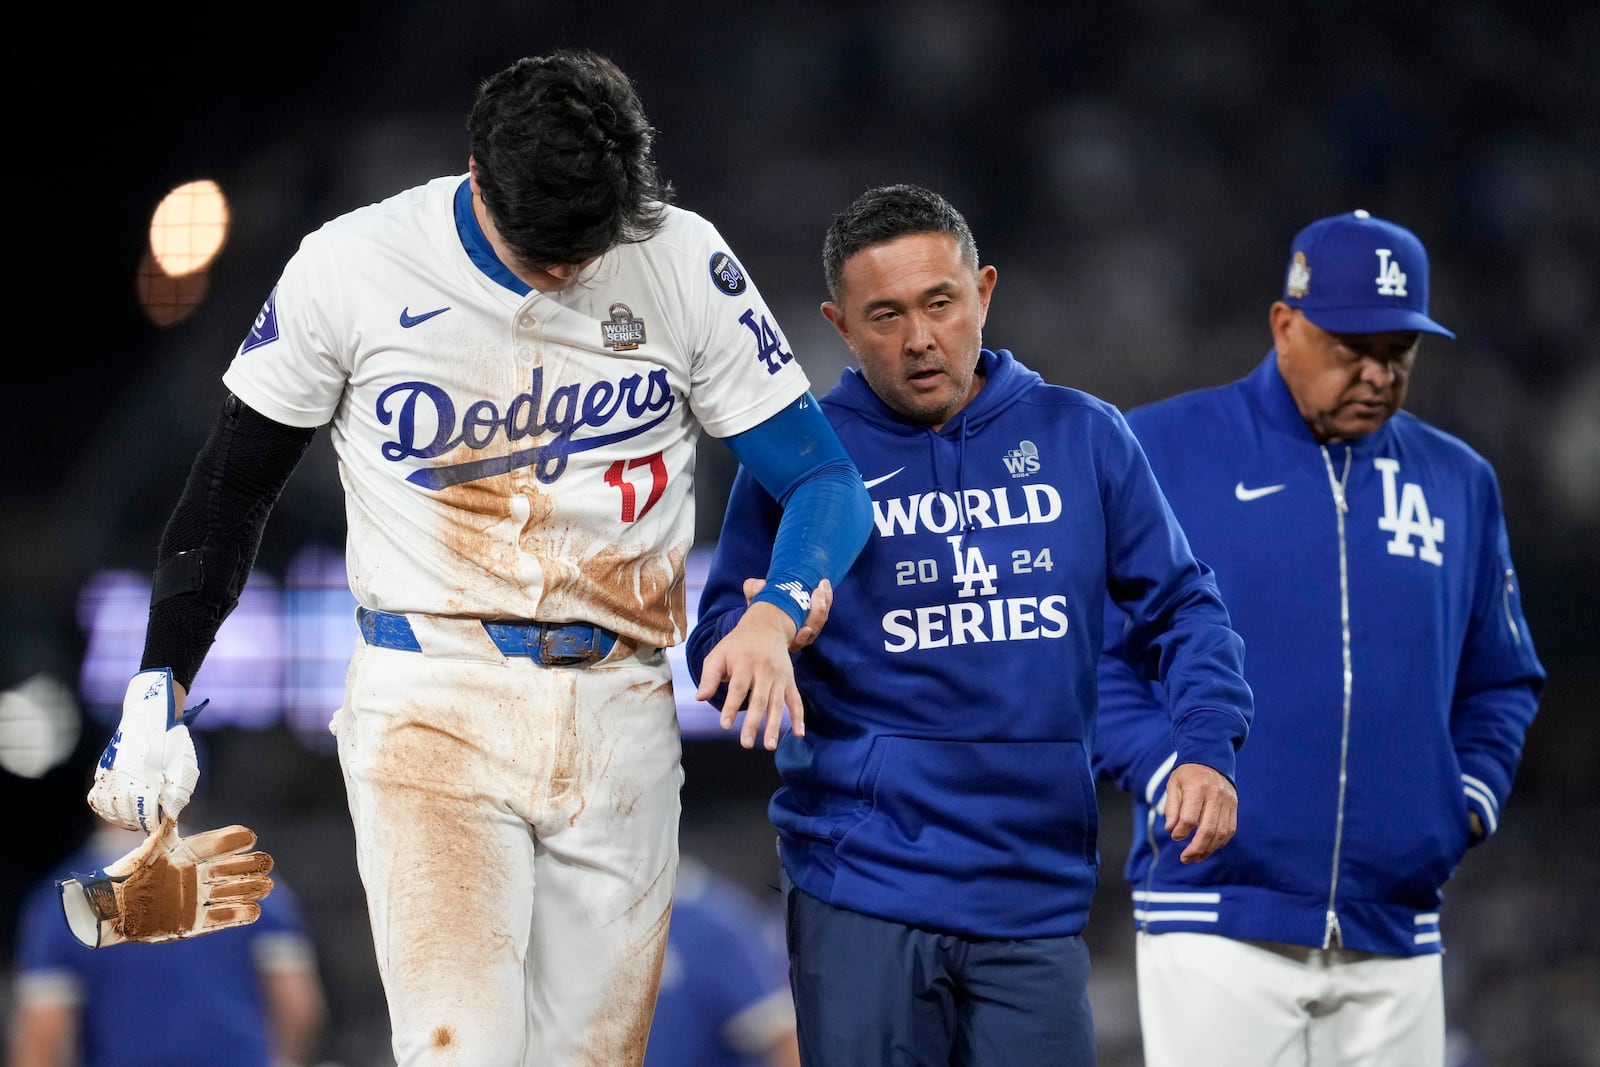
222, 174, 809, 646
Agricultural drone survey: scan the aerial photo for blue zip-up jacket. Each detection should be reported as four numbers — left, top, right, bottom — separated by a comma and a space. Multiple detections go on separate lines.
1095, 352, 1545, 956
688, 349, 1252, 940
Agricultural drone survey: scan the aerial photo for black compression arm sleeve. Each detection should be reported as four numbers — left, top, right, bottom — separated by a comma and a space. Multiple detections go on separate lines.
140, 394, 317, 689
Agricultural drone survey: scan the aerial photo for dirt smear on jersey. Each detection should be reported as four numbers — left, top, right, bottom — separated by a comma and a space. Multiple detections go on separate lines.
432, 465, 538, 607
532, 540, 686, 646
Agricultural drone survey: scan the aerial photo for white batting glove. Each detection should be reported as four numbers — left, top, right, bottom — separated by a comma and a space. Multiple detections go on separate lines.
87, 669, 203, 833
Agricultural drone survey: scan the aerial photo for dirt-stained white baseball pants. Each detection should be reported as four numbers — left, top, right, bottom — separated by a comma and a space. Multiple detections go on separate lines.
332, 629, 682, 1066
1135, 930, 1444, 1067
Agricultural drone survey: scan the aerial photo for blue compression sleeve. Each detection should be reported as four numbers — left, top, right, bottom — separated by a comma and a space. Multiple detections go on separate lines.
723, 393, 872, 630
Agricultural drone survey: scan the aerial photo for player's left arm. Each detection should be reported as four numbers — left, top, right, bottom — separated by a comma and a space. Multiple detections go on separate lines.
1449, 478, 1546, 845
88, 396, 316, 832
693, 393, 871, 750
141, 394, 317, 689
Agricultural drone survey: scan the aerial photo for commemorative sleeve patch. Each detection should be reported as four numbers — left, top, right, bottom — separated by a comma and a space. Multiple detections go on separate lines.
240, 286, 280, 354
708, 251, 748, 296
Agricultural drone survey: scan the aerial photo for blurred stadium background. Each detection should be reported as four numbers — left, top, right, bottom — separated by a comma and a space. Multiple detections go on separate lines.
3, 3, 1595, 1064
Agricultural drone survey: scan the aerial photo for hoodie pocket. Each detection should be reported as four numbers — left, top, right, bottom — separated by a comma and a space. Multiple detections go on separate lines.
839, 735, 1101, 878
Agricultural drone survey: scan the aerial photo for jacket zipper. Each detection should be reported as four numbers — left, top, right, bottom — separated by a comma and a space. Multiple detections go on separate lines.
1320, 446, 1354, 950
1138, 802, 1162, 931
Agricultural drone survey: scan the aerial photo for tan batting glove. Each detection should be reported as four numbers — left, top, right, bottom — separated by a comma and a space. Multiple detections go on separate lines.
57, 818, 275, 948
87, 669, 204, 832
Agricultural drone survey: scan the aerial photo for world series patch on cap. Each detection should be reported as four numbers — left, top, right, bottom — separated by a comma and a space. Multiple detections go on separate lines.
1282, 209, 1454, 338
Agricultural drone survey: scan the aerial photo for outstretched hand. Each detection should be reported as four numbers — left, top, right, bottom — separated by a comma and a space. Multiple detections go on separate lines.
1163, 763, 1238, 863
692, 579, 832, 750
694, 601, 803, 750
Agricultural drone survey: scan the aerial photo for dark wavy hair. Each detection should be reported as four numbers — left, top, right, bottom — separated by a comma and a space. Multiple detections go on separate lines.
468, 49, 673, 268
822, 184, 979, 303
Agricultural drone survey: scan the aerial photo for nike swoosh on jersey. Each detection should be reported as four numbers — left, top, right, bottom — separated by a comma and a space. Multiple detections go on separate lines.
1234, 481, 1287, 501
399, 306, 451, 328
863, 468, 905, 490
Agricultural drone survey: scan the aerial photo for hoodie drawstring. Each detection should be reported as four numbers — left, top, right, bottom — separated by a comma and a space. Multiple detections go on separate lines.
942, 415, 976, 548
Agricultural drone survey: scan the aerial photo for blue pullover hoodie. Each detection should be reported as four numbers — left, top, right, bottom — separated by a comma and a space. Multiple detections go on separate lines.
688, 349, 1253, 939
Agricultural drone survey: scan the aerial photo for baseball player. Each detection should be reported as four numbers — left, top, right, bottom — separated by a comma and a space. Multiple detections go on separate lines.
84, 50, 871, 1067
687, 184, 1253, 1065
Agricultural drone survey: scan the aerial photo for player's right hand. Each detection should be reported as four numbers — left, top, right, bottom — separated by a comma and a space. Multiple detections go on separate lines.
87, 669, 203, 833
695, 601, 805, 751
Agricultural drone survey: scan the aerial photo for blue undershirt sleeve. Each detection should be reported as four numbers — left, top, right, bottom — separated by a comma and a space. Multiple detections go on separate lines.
722, 393, 872, 631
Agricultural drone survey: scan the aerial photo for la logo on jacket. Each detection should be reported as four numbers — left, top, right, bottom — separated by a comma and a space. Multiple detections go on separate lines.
1375, 458, 1443, 565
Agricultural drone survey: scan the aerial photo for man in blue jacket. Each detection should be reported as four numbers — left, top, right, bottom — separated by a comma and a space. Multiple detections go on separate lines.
687, 183, 1254, 1065
1095, 209, 1546, 1067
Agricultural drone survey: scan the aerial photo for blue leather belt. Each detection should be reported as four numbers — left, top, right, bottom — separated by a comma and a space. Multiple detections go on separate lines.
357, 608, 619, 666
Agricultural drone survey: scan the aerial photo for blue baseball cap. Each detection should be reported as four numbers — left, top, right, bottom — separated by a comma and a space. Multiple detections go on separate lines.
1281, 209, 1454, 338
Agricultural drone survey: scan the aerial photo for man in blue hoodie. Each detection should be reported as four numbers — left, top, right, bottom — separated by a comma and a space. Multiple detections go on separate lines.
687, 183, 1254, 1065
1095, 210, 1546, 1067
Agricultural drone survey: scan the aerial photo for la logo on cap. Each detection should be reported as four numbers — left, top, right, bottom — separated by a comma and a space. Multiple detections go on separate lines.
1374, 249, 1408, 296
